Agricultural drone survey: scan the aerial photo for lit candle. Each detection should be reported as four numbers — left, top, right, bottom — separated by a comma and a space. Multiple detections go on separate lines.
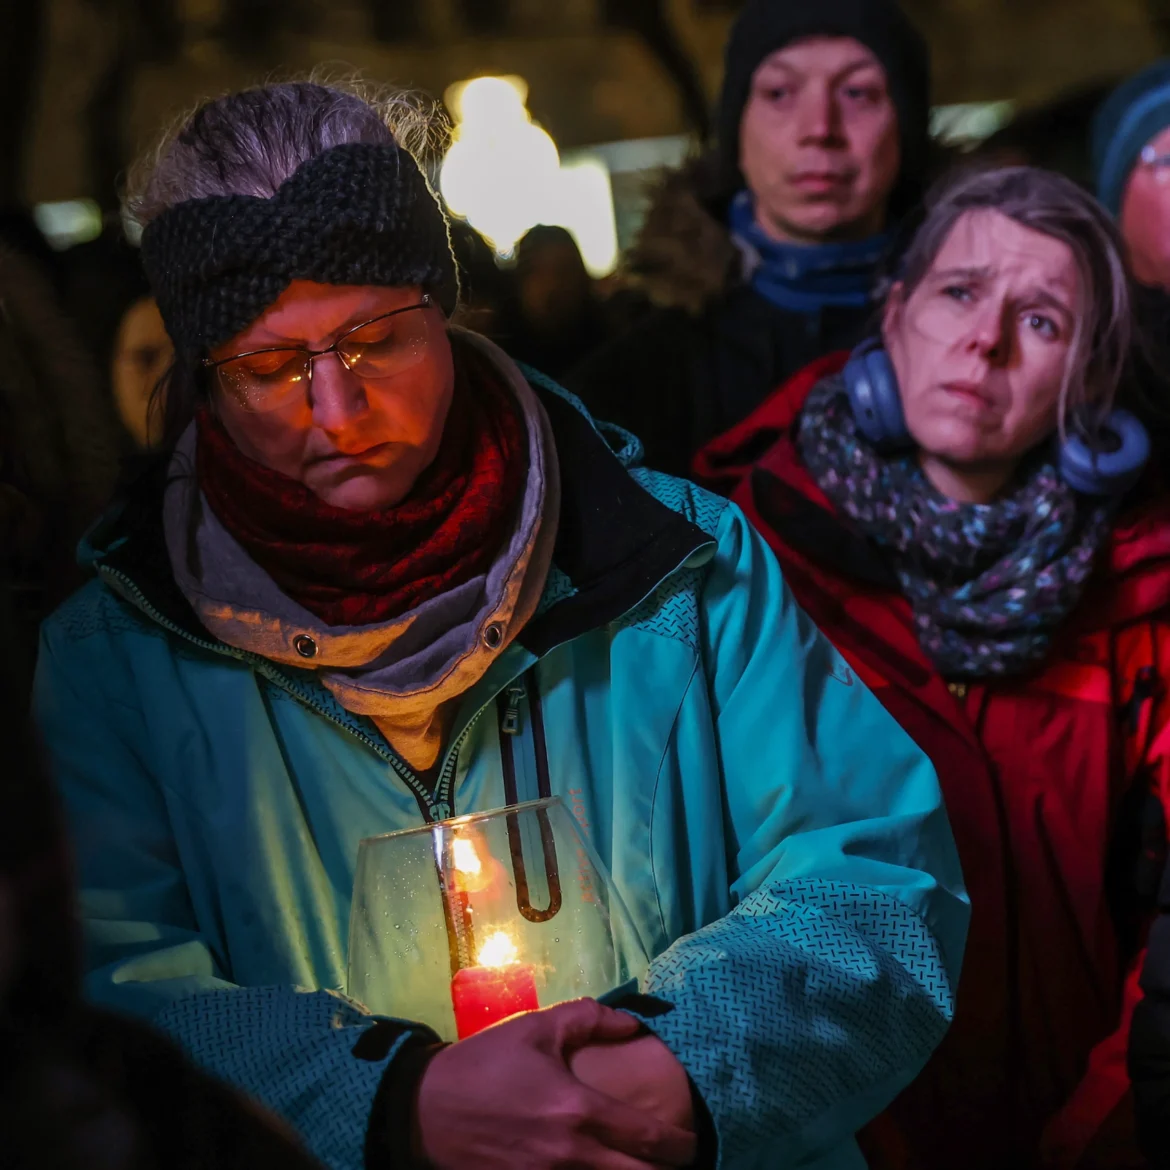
450, 930, 539, 1039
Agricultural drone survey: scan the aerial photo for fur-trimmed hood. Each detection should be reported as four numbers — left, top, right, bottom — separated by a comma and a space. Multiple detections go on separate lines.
623, 157, 743, 317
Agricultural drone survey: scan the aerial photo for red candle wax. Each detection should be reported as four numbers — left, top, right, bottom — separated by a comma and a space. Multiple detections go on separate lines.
451, 963, 539, 1039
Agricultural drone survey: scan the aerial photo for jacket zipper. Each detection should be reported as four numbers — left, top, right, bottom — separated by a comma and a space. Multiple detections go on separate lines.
103, 531, 706, 822
528, 669, 552, 799
495, 670, 561, 923
500, 683, 527, 736
971, 686, 1024, 1134
495, 670, 551, 801
101, 565, 486, 823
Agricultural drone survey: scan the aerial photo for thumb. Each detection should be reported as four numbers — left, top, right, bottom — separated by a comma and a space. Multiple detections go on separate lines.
546, 997, 643, 1051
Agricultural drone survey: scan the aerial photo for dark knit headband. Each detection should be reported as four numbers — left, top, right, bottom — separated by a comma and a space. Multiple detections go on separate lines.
140, 141, 458, 358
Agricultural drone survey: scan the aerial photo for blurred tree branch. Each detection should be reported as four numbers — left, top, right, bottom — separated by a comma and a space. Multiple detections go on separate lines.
602, 0, 711, 139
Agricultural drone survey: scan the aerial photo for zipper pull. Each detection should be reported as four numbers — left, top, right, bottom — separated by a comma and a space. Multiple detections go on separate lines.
500, 683, 526, 736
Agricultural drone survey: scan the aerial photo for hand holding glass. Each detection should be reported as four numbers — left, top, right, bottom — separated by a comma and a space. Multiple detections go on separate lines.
348, 797, 648, 1041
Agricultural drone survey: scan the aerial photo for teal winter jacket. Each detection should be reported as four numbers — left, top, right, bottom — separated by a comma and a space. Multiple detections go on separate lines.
35, 376, 968, 1170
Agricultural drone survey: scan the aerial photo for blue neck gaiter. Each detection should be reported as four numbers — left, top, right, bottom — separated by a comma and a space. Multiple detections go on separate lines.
728, 190, 890, 313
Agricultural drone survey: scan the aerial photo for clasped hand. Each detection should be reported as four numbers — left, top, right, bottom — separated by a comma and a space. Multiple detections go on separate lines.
414, 998, 697, 1169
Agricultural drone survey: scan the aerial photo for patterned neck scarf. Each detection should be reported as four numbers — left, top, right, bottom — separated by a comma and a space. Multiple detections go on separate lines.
727, 190, 891, 313
797, 373, 1114, 680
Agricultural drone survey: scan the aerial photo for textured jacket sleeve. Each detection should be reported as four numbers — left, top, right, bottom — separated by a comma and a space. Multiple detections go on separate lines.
1043, 672, 1170, 1170
622, 503, 969, 1169
1131, 746, 1170, 1170
33, 609, 437, 1170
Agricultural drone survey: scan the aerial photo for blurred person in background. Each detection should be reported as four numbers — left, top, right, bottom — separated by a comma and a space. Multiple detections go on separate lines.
695, 165, 1169, 1170
566, 0, 931, 478
110, 296, 172, 449
33, 79, 967, 1170
1093, 62, 1170, 474
1095, 61, 1170, 294
0, 236, 121, 700
63, 231, 173, 453
448, 219, 507, 341
498, 224, 609, 380
968, 81, 1116, 191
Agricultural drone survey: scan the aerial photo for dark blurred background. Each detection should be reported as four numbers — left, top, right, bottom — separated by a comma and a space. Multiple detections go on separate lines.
4, 0, 1168, 260
0, 0, 1166, 627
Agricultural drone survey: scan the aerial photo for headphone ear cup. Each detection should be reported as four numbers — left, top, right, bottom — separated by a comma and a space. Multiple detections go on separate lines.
843, 340, 911, 450
1058, 409, 1150, 496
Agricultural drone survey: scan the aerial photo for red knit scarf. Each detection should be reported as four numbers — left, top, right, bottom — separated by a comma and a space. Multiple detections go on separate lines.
196, 352, 527, 628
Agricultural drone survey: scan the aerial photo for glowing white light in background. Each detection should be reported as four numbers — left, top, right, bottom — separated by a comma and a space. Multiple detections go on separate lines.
440, 76, 558, 257
440, 75, 619, 277
33, 199, 102, 250
552, 159, 619, 278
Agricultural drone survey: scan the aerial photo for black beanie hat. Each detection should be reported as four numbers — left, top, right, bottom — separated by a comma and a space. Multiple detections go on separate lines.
716, 0, 931, 209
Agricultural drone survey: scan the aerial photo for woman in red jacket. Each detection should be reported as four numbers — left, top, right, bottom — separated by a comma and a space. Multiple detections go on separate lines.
695, 165, 1170, 1169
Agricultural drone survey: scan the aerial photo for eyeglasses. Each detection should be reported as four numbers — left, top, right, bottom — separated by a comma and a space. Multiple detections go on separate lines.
202, 295, 434, 413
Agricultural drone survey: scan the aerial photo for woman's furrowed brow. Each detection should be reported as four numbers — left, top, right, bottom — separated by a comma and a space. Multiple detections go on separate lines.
931, 266, 992, 283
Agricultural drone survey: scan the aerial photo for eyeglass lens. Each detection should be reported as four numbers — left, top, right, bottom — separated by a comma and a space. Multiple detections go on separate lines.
214, 304, 432, 412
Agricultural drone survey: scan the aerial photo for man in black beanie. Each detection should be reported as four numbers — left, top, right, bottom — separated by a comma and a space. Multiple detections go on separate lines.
566, 0, 930, 479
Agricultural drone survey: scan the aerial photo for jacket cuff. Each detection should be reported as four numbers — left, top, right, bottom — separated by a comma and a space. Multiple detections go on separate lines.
361, 1025, 447, 1170
604, 990, 719, 1170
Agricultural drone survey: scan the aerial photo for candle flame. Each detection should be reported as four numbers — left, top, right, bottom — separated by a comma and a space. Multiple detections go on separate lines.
452, 836, 483, 877
478, 930, 519, 968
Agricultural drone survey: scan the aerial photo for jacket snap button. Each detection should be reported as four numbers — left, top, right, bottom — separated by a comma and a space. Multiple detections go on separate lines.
294, 634, 318, 659
482, 623, 504, 649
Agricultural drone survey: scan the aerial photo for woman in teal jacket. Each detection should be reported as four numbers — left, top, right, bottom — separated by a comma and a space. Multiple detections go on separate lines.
34, 82, 967, 1170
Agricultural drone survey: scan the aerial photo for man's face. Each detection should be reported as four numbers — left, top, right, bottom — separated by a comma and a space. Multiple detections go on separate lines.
738, 36, 901, 244
1120, 123, 1170, 289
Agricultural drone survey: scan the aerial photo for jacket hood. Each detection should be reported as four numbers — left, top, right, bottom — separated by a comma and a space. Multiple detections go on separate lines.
695, 357, 1170, 628
624, 156, 742, 316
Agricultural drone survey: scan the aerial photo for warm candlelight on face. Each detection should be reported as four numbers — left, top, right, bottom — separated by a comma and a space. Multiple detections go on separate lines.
450, 929, 539, 1039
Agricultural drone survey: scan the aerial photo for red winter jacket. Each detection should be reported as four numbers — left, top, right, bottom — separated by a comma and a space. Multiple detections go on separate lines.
694, 355, 1170, 1170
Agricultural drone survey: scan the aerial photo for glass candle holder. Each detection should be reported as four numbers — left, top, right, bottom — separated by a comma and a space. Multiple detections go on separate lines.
347, 797, 648, 1041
